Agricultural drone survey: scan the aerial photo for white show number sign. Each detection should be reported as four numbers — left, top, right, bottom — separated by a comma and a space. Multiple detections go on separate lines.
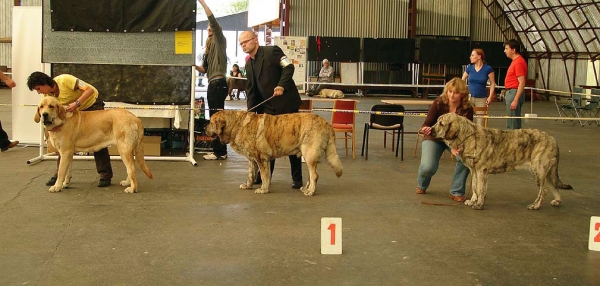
321, 217, 342, 254
589, 216, 600, 251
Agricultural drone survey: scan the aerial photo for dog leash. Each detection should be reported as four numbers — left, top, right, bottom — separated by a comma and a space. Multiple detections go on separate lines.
420, 186, 473, 207
247, 95, 275, 112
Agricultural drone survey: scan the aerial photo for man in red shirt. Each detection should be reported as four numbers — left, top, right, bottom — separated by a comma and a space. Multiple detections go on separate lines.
503, 39, 527, 129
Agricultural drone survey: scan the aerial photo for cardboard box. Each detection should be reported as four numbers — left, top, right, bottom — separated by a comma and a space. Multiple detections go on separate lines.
142, 136, 162, 156
106, 136, 162, 156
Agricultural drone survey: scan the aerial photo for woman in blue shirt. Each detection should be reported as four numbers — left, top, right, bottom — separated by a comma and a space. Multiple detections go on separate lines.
462, 48, 496, 126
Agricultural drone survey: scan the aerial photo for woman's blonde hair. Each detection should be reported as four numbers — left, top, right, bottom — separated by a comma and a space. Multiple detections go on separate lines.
205, 35, 213, 56
440, 77, 471, 109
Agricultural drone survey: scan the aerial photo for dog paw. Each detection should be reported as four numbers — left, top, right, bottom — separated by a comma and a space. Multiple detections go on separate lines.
254, 188, 269, 194
464, 200, 475, 206
120, 180, 131, 187
48, 185, 62, 193
527, 203, 540, 210
550, 200, 561, 207
471, 204, 484, 210
300, 187, 315, 196
123, 187, 136, 193
240, 183, 253, 189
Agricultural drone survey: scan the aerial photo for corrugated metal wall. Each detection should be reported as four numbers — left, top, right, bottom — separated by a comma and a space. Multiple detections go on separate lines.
416, 0, 471, 37
289, 0, 409, 38
0, 1, 14, 67
4, 1, 587, 93
0, 0, 42, 68
537, 58, 588, 92
470, 0, 515, 41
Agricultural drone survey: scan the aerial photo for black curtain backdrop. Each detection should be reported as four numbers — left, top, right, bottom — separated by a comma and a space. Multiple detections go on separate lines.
307, 36, 361, 62
52, 64, 192, 105
419, 39, 470, 65
50, 0, 196, 32
363, 38, 415, 63
471, 41, 512, 68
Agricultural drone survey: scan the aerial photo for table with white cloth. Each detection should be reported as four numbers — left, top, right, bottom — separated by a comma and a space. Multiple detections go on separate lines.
104, 102, 191, 153
104, 102, 190, 129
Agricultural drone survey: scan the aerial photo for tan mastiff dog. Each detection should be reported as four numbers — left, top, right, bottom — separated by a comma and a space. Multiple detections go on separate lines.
205, 110, 343, 196
431, 113, 572, 210
35, 96, 153, 193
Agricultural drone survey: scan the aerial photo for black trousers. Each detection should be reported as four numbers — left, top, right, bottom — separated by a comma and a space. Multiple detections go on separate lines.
272, 156, 303, 182
53, 100, 113, 180
207, 78, 228, 156
0, 120, 10, 149
256, 106, 303, 183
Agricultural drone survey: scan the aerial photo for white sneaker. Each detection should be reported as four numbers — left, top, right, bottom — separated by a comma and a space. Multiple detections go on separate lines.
203, 153, 227, 160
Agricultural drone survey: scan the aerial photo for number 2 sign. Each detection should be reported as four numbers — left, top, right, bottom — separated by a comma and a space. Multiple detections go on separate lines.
321, 217, 342, 254
589, 216, 600, 251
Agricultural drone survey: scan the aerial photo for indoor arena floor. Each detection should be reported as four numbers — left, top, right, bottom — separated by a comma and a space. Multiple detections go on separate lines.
1, 88, 599, 285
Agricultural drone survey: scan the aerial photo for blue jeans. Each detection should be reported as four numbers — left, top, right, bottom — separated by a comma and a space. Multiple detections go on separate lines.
417, 140, 470, 196
504, 89, 525, 129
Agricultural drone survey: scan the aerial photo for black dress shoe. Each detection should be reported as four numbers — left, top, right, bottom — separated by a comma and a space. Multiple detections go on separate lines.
98, 179, 111, 187
291, 181, 303, 189
1, 140, 19, 152
46, 177, 57, 186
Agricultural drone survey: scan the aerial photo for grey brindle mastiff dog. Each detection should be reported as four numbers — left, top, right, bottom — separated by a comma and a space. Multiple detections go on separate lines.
431, 113, 572, 210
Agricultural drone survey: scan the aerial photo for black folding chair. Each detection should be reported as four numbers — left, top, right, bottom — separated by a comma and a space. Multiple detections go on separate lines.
361, 104, 405, 160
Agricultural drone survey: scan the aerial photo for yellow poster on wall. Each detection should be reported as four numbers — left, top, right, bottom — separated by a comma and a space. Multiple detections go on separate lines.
175, 31, 193, 54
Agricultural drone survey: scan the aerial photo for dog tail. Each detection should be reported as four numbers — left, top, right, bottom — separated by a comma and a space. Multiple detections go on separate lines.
136, 141, 154, 180
326, 128, 343, 177
553, 148, 571, 190
556, 180, 572, 190
554, 171, 572, 190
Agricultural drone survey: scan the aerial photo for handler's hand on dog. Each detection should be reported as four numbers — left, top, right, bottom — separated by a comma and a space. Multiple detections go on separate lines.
66, 102, 78, 112
420, 126, 431, 135
273, 86, 285, 96
451, 148, 462, 156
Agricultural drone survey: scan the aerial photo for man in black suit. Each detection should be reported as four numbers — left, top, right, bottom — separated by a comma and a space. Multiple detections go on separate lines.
238, 30, 303, 189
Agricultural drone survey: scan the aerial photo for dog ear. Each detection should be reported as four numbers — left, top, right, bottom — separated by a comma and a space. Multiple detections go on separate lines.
215, 118, 225, 136
58, 104, 67, 121
445, 120, 459, 140
34, 106, 41, 123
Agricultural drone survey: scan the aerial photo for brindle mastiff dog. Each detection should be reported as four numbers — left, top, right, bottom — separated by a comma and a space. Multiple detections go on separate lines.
35, 96, 153, 193
205, 110, 343, 196
431, 113, 572, 210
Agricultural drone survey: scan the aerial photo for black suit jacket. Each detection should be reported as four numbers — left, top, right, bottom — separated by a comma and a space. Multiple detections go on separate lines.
245, 45, 301, 115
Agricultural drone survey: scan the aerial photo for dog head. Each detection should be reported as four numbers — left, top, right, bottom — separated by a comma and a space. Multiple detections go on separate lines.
204, 111, 232, 144
430, 113, 465, 141
35, 96, 68, 129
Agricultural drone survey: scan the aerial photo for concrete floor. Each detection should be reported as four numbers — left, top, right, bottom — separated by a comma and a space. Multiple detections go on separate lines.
1, 88, 600, 285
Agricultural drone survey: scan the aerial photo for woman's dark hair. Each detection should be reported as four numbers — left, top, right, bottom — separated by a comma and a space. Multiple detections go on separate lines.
27, 71, 55, 91
232, 64, 239, 70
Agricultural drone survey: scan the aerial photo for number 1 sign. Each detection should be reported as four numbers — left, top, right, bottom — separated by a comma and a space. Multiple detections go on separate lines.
589, 216, 600, 251
321, 217, 342, 254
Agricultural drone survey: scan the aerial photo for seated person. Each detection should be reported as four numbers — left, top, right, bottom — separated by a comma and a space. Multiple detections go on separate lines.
230, 64, 243, 78
227, 64, 246, 100
307, 59, 334, 97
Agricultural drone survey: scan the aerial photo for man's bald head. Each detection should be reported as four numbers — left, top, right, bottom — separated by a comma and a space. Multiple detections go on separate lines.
239, 31, 259, 56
